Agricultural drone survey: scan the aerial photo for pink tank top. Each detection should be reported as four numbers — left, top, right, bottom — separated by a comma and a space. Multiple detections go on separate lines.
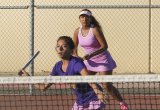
78, 26, 101, 54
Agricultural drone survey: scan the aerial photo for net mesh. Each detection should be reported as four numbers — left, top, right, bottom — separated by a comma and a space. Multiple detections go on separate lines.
0, 74, 160, 110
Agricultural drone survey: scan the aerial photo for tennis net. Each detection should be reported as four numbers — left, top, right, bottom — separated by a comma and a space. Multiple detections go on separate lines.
0, 74, 160, 110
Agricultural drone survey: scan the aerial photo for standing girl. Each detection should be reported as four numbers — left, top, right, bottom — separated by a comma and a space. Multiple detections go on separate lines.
73, 9, 129, 110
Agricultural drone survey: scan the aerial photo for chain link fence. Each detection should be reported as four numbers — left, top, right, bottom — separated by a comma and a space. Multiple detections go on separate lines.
0, 0, 160, 76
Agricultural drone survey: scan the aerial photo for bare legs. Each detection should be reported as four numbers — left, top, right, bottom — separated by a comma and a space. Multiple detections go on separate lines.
101, 70, 123, 102
89, 70, 123, 102
103, 82, 123, 101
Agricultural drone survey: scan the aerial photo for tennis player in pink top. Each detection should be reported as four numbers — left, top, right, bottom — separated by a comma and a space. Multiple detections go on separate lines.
73, 9, 129, 110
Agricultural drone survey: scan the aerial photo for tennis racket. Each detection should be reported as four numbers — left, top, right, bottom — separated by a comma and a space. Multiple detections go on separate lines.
18, 51, 40, 76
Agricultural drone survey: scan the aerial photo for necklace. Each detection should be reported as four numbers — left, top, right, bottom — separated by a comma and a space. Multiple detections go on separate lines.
82, 29, 89, 37
82, 32, 88, 37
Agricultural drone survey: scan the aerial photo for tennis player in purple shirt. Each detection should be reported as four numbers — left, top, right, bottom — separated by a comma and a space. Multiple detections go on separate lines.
50, 55, 105, 110
21, 36, 107, 110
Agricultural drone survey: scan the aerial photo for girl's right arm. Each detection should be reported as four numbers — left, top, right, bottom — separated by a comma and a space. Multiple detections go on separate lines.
20, 70, 53, 91
73, 28, 79, 56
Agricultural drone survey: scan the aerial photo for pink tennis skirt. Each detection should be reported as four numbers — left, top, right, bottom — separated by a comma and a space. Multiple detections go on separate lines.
84, 51, 117, 72
72, 100, 105, 110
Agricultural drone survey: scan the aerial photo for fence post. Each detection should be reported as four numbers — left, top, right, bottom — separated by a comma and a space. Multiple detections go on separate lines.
148, 0, 152, 73
29, 0, 35, 94
29, 0, 35, 76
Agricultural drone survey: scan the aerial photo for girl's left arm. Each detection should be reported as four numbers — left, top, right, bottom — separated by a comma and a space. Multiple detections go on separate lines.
93, 27, 108, 50
80, 68, 107, 103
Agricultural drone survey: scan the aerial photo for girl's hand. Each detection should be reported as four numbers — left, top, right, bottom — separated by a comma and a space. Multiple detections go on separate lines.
18, 70, 24, 76
22, 70, 30, 76
18, 69, 30, 76
70, 83, 76, 89
83, 54, 91, 60
34, 83, 46, 91
97, 92, 108, 104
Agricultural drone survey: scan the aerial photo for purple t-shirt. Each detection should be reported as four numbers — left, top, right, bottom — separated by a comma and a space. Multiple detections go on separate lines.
50, 56, 102, 105
50, 56, 85, 76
